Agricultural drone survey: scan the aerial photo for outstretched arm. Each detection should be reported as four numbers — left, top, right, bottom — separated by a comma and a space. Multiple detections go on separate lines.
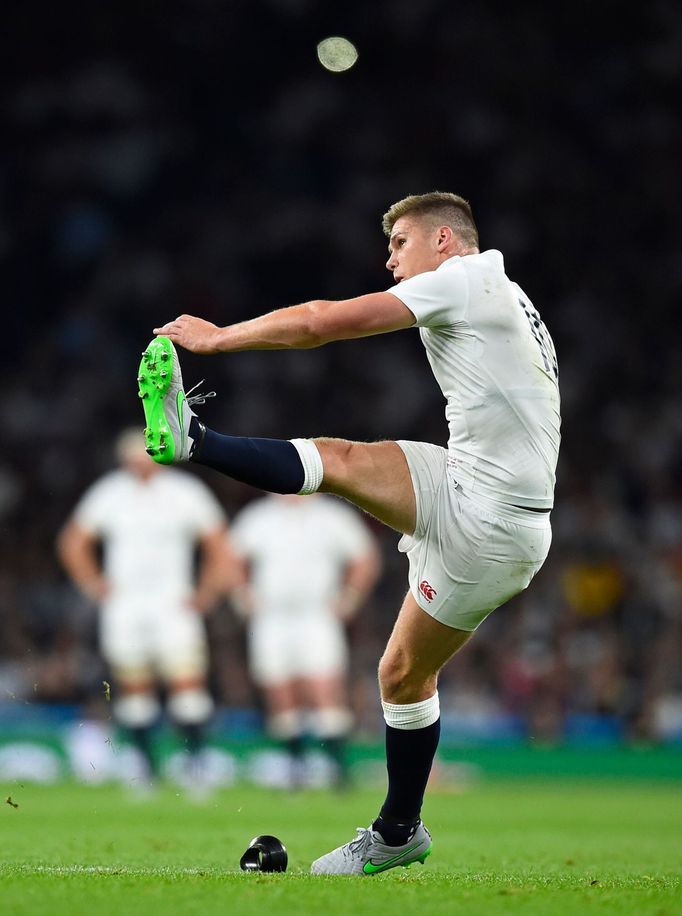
153, 292, 415, 354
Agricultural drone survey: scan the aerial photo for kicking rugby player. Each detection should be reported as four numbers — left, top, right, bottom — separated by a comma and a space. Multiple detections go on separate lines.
138, 192, 561, 873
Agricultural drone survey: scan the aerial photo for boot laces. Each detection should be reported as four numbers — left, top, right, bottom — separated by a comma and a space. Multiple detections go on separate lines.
185, 380, 216, 407
347, 828, 372, 859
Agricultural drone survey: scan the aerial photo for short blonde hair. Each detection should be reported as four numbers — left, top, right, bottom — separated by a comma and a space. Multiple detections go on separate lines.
115, 427, 147, 463
382, 191, 479, 248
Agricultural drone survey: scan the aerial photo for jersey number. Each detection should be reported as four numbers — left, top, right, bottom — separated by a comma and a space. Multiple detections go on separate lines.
518, 299, 558, 380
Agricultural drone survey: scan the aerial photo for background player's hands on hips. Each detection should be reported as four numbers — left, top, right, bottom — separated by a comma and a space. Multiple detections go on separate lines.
83, 576, 110, 602
185, 589, 215, 615
154, 315, 222, 354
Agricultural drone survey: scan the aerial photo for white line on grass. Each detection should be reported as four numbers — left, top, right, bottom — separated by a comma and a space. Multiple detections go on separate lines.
4, 865, 224, 877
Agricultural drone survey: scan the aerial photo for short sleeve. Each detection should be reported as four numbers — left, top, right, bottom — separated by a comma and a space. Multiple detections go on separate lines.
388, 259, 468, 328
180, 476, 225, 535
230, 504, 262, 555
324, 500, 375, 561
72, 477, 116, 535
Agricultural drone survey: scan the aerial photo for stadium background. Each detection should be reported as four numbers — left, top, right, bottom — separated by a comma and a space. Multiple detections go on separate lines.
0, 0, 681, 779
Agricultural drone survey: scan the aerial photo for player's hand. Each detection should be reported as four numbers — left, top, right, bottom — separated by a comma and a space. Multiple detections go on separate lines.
187, 589, 214, 615
153, 315, 223, 354
82, 576, 110, 602
333, 586, 363, 622
230, 585, 255, 619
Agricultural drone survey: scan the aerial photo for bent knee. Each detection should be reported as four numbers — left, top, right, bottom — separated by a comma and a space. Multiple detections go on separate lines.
314, 437, 359, 489
378, 652, 437, 704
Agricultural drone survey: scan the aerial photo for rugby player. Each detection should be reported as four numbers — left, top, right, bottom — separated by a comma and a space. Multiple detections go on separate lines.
231, 493, 381, 788
139, 192, 561, 873
58, 428, 239, 793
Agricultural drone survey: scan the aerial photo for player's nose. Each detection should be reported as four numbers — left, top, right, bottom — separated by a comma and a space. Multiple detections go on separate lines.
386, 253, 397, 271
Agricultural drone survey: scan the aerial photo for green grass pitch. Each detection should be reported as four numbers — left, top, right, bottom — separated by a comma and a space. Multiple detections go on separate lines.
1, 780, 680, 915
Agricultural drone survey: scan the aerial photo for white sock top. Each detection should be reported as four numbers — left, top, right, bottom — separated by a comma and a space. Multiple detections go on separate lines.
382, 693, 440, 730
290, 438, 324, 495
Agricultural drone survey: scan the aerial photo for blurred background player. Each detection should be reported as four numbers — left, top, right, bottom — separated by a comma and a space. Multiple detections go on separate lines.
231, 493, 381, 787
57, 428, 239, 791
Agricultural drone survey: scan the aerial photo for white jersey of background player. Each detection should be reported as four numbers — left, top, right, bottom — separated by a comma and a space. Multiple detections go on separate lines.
231, 493, 381, 786
58, 428, 239, 788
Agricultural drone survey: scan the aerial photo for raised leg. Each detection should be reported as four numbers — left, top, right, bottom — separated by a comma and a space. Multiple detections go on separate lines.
315, 438, 417, 535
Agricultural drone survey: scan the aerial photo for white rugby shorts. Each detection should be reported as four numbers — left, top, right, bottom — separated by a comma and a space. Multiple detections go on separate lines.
99, 596, 209, 678
396, 440, 552, 631
247, 614, 348, 687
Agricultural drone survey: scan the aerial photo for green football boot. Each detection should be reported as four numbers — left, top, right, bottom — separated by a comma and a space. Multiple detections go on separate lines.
311, 821, 432, 876
137, 336, 213, 464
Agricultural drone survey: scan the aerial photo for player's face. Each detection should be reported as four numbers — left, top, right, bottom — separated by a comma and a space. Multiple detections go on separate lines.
122, 446, 158, 479
386, 216, 442, 282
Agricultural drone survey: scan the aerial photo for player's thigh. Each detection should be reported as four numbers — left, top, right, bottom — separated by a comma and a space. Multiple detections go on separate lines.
248, 618, 294, 686
297, 673, 347, 709
100, 605, 154, 684
315, 438, 417, 535
379, 589, 472, 703
296, 616, 348, 676
261, 681, 299, 714
252, 615, 347, 693
156, 607, 209, 681
111, 667, 155, 692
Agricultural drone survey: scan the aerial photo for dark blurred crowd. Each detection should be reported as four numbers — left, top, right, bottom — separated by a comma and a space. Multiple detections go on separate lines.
1, 0, 681, 742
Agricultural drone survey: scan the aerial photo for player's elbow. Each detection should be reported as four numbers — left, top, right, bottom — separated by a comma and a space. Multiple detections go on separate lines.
366, 546, 383, 583
55, 525, 75, 564
302, 300, 338, 347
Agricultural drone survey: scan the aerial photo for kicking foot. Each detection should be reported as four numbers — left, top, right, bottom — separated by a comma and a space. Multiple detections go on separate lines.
137, 336, 213, 464
310, 821, 432, 876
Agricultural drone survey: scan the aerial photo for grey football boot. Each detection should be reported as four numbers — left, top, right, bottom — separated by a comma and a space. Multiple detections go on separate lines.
311, 821, 432, 876
137, 336, 213, 464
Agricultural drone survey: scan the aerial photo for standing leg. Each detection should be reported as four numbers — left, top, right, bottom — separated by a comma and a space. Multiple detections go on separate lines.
167, 675, 214, 757
160, 607, 215, 792
112, 674, 161, 782
166, 677, 214, 797
310, 592, 471, 875
301, 674, 354, 788
261, 681, 307, 788
374, 591, 471, 843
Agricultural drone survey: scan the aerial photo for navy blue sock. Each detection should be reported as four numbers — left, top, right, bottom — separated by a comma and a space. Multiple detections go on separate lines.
189, 418, 305, 493
128, 725, 158, 778
178, 722, 205, 755
374, 719, 441, 844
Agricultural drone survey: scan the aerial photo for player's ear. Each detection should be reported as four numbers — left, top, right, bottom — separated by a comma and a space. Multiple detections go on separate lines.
436, 225, 453, 250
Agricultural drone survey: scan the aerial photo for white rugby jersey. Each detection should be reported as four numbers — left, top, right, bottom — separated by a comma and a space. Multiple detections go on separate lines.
231, 494, 374, 617
389, 250, 561, 509
73, 468, 225, 601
